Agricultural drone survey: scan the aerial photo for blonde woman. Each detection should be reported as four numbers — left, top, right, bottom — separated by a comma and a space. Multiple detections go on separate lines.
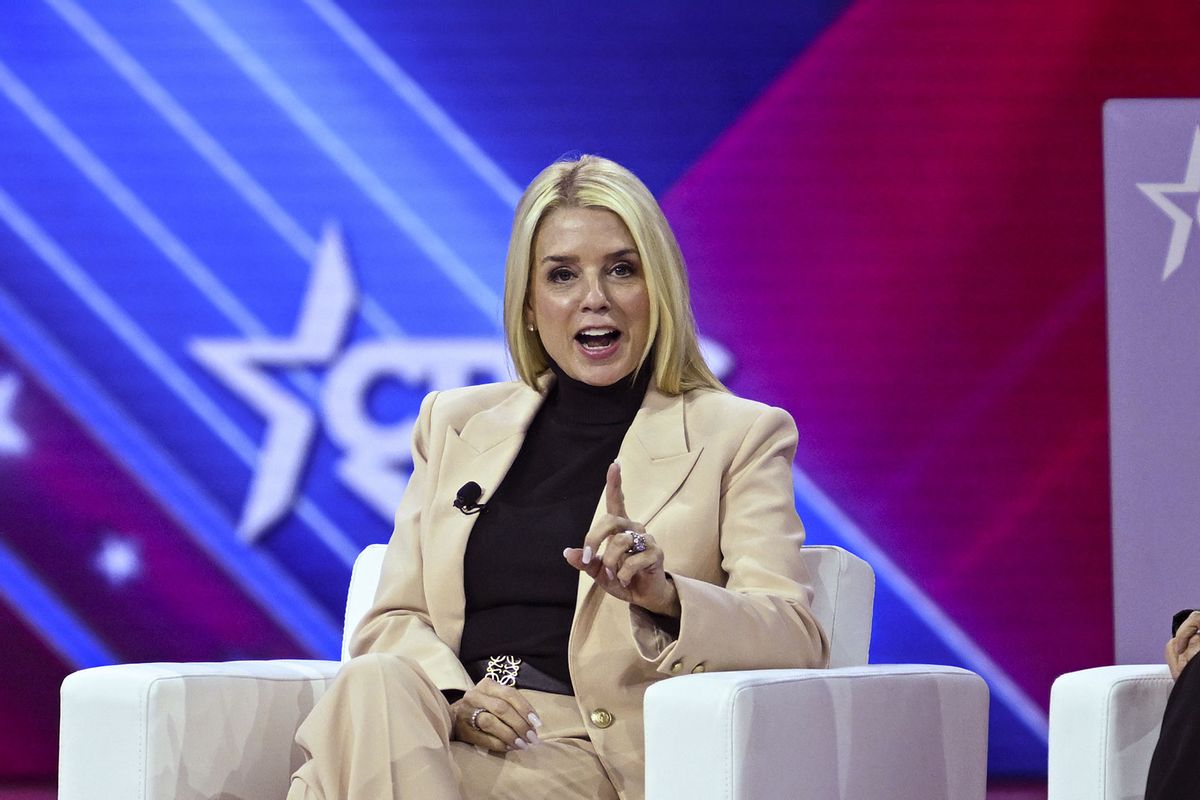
287, 155, 829, 800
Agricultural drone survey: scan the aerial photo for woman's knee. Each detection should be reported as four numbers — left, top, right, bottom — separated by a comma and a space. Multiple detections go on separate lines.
336, 652, 443, 703
339, 652, 425, 681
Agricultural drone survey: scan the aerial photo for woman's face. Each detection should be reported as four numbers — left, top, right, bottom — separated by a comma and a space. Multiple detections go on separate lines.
529, 206, 651, 387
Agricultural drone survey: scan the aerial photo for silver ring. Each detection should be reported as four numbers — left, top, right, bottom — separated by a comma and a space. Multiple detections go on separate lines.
469, 707, 487, 731
625, 531, 647, 554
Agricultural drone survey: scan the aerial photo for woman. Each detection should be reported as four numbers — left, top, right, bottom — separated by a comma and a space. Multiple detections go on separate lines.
287, 155, 829, 800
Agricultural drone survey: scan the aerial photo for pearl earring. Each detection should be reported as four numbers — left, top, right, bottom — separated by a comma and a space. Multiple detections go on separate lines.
527, 323, 536, 332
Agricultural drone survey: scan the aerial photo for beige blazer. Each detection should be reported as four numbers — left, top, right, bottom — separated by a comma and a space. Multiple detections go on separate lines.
350, 379, 830, 799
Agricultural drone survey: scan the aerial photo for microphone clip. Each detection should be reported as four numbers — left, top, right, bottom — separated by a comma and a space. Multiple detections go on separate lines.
454, 481, 487, 516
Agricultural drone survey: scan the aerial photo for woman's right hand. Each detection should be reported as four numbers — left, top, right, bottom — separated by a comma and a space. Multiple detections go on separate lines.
449, 677, 543, 752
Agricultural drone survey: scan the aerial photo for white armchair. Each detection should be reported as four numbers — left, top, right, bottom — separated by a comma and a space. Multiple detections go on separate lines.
60, 544, 990, 799
1047, 665, 1175, 800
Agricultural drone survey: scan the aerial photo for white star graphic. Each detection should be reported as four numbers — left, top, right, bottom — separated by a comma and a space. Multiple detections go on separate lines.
0, 372, 30, 456
95, 535, 141, 586
1137, 126, 1200, 281
190, 222, 356, 539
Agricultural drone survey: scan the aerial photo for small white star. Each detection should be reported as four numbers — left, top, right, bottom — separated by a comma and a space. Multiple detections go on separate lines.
95, 535, 141, 586
0, 372, 29, 456
1137, 126, 1200, 281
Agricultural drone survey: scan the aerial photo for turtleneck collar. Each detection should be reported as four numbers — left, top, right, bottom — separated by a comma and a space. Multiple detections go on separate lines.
544, 359, 652, 425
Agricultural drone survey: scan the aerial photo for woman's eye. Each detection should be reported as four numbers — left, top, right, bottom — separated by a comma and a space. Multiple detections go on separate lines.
548, 267, 574, 283
610, 262, 636, 277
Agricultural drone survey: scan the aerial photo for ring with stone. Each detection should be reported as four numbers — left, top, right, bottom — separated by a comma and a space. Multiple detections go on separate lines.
625, 531, 647, 554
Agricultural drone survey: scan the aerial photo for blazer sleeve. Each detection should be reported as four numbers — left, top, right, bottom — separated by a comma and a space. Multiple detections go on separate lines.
629, 404, 830, 675
348, 391, 473, 692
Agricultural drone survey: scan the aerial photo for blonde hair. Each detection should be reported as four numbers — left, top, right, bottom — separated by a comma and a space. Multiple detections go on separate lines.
503, 155, 726, 396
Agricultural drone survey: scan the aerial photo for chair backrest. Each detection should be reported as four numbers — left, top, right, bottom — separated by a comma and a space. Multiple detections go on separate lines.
342, 544, 388, 662
802, 545, 874, 667
342, 543, 874, 666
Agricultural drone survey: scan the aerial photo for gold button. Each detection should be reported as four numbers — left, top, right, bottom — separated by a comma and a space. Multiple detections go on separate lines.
670, 661, 683, 674
691, 663, 706, 674
589, 708, 614, 728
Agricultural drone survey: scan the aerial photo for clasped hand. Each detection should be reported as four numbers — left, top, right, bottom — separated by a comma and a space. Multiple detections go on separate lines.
1166, 610, 1200, 681
563, 462, 680, 618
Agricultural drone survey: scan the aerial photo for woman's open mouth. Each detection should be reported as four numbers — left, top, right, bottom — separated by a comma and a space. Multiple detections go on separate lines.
574, 328, 622, 358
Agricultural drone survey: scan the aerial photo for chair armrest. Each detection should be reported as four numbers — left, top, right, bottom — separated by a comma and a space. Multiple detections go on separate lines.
59, 659, 341, 800
644, 665, 988, 800
1048, 664, 1173, 800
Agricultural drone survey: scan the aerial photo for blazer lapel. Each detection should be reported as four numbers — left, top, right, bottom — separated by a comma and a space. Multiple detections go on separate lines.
425, 382, 545, 649
619, 388, 703, 525
573, 388, 703, 613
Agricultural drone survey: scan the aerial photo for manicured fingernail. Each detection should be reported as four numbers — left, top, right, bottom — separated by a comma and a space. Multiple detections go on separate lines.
562, 548, 572, 559
605, 567, 615, 581
528, 713, 542, 728
526, 729, 539, 745
582, 546, 592, 564
513, 738, 528, 750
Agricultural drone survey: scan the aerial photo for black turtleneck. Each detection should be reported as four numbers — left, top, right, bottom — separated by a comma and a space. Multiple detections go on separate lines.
458, 362, 652, 687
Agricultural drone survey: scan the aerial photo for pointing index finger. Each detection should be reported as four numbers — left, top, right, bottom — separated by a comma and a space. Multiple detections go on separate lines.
605, 461, 626, 517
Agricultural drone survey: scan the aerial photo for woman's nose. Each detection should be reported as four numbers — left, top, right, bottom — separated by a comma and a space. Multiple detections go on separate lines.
580, 276, 610, 311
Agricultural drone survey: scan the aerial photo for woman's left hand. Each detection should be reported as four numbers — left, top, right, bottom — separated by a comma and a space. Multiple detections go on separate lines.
563, 462, 680, 618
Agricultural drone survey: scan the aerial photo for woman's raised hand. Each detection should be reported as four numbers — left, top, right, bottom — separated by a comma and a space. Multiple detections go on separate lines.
563, 462, 680, 618
449, 677, 543, 752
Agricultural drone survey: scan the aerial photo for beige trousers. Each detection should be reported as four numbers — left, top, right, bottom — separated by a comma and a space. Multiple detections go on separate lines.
287, 653, 620, 800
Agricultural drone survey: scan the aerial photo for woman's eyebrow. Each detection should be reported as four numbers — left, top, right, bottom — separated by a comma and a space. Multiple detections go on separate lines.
541, 248, 638, 264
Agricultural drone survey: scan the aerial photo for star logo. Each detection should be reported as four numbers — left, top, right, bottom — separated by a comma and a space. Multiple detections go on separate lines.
191, 222, 357, 539
1137, 126, 1200, 281
0, 372, 30, 456
191, 222, 512, 541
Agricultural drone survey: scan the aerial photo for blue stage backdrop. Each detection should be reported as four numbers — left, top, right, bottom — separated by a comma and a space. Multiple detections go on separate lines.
3, 0, 1198, 780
